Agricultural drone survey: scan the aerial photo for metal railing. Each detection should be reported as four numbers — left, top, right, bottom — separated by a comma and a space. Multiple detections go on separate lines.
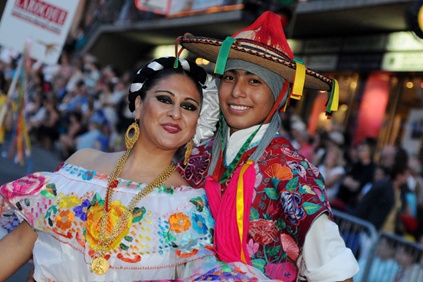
333, 209, 423, 282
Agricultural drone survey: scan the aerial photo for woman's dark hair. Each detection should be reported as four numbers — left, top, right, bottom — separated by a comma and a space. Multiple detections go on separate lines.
128, 57, 207, 112
138, 67, 203, 102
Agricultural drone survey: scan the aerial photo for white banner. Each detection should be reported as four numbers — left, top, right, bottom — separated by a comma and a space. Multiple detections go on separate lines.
0, 0, 80, 65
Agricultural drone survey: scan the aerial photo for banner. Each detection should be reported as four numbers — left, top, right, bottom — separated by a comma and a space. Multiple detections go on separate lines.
135, 0, 232, 16
0, 0, 80, 65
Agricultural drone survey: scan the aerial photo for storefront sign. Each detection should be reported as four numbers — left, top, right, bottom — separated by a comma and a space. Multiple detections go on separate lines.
135, 0, 229, 16
343, 35, 386, 52
386, 31, 423, 51
382, 51, 423, 71
0, 0, 79, 65
302, 55, 338, 71
303, 37, 342, 53
338, 53, 383, 71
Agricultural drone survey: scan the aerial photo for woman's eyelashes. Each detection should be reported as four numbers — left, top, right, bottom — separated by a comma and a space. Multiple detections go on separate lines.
181, 102, 198, 112
156, 95, 172, 104
156, 95, 198, 112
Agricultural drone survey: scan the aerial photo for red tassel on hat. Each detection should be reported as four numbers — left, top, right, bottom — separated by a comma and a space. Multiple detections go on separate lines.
232, 11, 294, 60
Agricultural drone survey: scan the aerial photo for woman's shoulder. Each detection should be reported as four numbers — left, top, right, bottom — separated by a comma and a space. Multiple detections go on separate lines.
65, 148, 122, 174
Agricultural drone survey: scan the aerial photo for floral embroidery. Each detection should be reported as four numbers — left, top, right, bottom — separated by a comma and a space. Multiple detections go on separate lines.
73, 199, 90, 221
286, 161, 307, 178
280, 233, 299, 261
281, 191, 305, 225
182, 137, 331, 280
82, 170, 96, 180
184, 152, 211, 186
0, 173, 48, 199
1, 163, 217, 273
190, 197, 205, 212
55, 209, 75, 231
86, 200, 132, 251
169, 212, 191, 233
58, 194, 81, 209
264, 164, 293, 180
249, 219, 278, 245
191, 213, 207, 234
247, 238, 259, 256
265, 262, 297, 281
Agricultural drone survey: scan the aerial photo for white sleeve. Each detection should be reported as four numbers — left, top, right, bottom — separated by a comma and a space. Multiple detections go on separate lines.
302, 214, 359, 282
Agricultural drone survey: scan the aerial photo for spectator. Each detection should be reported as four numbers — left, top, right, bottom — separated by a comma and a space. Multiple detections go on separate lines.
336, 137, 377, 212
354, 164, 408, 231
58, 111, 87, 160
318, 145, 346, 203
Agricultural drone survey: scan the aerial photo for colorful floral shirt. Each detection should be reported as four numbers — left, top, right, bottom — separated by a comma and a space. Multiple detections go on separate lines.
0, 163, 218, 281
177, 136, 333, 281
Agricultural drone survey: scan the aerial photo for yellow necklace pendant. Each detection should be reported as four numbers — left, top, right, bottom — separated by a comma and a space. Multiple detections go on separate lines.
91, 257, 109, 275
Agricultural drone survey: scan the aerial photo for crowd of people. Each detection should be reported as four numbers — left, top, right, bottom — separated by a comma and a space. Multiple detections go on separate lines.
0, 5, 422, 281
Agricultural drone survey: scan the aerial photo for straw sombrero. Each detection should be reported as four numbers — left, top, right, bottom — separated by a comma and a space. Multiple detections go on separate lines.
177, 11, 334, 93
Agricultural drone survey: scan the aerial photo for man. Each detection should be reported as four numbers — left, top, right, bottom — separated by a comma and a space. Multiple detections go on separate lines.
177, 11, 358, 281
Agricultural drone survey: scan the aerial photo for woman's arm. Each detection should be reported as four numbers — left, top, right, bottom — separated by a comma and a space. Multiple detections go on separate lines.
0, 221, 37, 281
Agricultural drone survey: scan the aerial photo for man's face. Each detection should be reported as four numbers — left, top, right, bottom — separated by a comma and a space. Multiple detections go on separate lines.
218, 69, 274, 134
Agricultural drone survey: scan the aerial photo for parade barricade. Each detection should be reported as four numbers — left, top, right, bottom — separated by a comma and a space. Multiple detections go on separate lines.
333, 209, 423, 281
359, 232, 423, 282
332, 209, 379, 281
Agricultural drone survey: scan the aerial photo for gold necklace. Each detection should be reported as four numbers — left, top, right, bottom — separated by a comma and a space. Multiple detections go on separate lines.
90, 149, 176, 275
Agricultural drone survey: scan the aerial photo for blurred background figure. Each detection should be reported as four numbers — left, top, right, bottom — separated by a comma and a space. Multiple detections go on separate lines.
318, 145, 346, 204
335, 137, 377, 212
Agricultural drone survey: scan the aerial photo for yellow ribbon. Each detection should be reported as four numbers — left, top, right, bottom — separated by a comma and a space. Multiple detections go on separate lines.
291, 61, 305, 100
236, 160, 253, 263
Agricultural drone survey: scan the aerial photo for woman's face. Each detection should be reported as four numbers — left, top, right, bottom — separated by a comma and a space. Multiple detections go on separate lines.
134, 73, 201, 151
218, 69, 275, 134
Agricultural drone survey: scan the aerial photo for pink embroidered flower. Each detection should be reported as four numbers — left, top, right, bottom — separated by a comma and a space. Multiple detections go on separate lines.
307, 160, 320, 177
254, 164, 262, 190
0, 173, 49, 199
248, 219, 278, 245
247, 238, 259, 256
265, 262, 297, 281
280, 233, 299, 261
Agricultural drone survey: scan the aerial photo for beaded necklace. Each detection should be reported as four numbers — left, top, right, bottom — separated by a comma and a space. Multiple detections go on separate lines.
90, 149, 176, 275
215, 122, 261, 185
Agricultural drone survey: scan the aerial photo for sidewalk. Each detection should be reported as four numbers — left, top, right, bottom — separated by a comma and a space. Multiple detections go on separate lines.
1, 137, 62, 282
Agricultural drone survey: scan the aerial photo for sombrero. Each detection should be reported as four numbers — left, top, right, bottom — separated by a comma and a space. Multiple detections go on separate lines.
177, 11, 334, 93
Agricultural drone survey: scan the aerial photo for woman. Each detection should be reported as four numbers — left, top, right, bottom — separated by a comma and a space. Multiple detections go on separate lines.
318, 145, 346, 203
177, 11, 359, 281
0, 57, 265, 281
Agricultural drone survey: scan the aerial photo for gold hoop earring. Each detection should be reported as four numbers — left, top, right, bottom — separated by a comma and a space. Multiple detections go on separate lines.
125, 121, 140, 149
184, 139, 194, 165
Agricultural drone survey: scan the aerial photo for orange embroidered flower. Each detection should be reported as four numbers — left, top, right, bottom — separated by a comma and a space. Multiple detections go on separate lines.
169, 212, 191, 233
265, 164, 293, 180
85, 200, 132, 251
55, 210, 75, 231
175, 248, 198, 258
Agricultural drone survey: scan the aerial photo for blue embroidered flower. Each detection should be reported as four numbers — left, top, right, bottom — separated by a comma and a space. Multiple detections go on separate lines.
82, 170, 96, 181
191, 213, 208, 234
73, 199, 90, 221
281, 191, 305, 225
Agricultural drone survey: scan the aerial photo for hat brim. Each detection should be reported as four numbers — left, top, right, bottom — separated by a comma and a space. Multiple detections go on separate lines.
180, 36, 332, 91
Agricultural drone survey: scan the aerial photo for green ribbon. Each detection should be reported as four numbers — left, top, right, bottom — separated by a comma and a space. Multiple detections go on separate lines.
214, 37, 236, 75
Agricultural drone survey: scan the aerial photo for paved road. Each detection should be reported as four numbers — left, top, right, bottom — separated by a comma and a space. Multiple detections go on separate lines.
1, 138, 62, 282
